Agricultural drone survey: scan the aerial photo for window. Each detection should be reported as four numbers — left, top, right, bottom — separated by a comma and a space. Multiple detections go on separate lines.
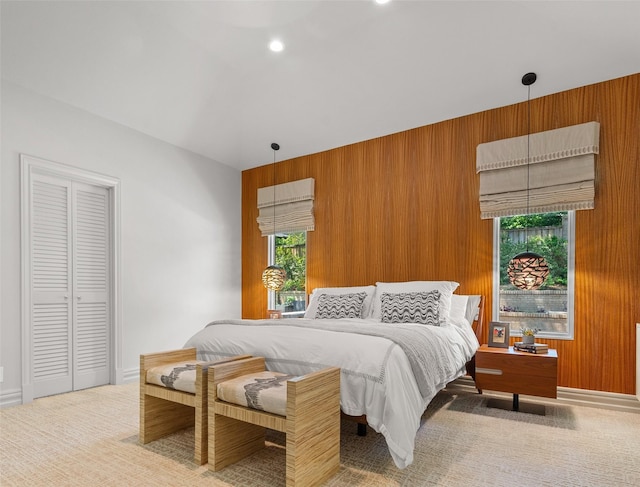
494, 211, 574, 339
268, 232, 307, 317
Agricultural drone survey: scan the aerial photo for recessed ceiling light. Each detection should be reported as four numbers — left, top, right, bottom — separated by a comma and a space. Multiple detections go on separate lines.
269, 40, 284, 52
375, 0, 391, 4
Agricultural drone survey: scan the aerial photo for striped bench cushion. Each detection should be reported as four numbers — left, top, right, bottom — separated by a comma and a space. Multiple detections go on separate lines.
146, 360, 206, 394
217, 371, 295, 416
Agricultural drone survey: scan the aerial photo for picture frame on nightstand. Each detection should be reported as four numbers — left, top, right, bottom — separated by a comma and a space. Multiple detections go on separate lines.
266, 309, 282, 319
488, 321, 510, 348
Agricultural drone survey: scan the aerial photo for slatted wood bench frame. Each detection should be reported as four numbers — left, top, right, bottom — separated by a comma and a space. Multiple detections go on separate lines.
208, 357, 341, 487
139, 347, 250, 464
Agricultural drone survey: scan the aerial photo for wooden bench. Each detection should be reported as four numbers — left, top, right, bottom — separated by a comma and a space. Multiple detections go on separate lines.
139, 348, 249, 464
208, 357, 341, 487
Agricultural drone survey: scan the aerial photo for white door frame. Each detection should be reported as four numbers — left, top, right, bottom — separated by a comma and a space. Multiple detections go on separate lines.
20, 154, 122, 403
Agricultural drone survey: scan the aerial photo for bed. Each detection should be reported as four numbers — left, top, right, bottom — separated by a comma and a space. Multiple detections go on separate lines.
184, 281, 484, 469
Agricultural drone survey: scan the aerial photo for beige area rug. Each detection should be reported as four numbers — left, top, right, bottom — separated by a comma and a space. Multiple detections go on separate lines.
1, 382, 639, 487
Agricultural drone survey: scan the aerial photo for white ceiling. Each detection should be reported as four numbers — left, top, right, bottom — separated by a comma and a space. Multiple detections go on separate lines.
2, 1, 639, 171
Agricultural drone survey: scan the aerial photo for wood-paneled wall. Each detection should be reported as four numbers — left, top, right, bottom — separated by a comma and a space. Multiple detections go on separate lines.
242, 73, 640, 395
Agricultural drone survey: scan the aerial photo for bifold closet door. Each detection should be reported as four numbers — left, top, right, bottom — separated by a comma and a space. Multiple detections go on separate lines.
30, 173, 110, 399
31, 174, 74, 398
71, 182, 111, 391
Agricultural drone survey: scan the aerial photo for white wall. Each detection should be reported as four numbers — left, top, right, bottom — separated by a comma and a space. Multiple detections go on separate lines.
0, 81, 242, 406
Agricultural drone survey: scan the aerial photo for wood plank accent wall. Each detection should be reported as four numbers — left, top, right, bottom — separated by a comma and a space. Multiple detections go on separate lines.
242, 73, 640, 395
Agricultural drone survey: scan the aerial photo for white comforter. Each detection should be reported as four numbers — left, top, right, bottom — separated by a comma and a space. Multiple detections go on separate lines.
184, 317, 479, 469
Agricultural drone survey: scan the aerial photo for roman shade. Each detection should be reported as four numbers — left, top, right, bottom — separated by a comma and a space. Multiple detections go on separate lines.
476, 121, 600, 219
257, 177, 315, 236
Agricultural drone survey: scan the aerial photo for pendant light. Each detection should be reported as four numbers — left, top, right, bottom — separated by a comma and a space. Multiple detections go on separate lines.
506, 73, 550, 291
262, 142, 287, 291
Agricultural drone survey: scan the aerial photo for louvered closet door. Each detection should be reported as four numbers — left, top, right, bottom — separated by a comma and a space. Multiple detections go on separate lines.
31, 174, 74, 398
72, 182, 110, 390
30, 174, 111, 398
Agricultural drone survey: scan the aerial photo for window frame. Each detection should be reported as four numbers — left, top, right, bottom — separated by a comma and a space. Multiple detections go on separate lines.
267, 234, 277, 311
492, 211, 575, 340
267, 232, 307, 317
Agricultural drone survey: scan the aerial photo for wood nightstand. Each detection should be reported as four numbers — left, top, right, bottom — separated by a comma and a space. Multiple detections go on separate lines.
475, 344, 558, 415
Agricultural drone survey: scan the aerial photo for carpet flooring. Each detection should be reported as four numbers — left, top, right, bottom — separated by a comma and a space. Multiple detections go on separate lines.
1, 382, 638, 486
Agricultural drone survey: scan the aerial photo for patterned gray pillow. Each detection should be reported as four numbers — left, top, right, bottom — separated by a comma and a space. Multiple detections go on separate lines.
380, 290, 441, 325
315, 292, 367, 319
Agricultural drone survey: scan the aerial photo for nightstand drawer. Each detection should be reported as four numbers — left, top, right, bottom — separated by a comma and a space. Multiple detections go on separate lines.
475, 346, 558, 398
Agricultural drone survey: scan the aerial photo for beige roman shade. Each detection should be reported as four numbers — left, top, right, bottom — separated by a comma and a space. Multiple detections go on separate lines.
476, 121, 600, 219
257, 178, 315, 236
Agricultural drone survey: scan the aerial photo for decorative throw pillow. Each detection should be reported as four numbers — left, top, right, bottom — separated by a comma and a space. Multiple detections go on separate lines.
315, 292, 367, 319
380, 291, 441, 325
304, 285, 376, 318
371, 281, 459, 322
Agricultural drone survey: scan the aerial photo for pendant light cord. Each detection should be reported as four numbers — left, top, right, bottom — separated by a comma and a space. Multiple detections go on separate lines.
525, 82, 531, 252
270, 143, 280, 265
273, 148, 276, 238
520, 72, 536, 253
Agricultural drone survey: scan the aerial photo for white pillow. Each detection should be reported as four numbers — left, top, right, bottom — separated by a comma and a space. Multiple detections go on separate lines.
449, 294, 470, 325
305, 285, 376, 319
465, 295, 482, 323
370, 281, 460, 322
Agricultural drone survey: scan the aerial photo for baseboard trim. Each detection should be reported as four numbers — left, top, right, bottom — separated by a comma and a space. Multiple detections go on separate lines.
451, 376, 640, 414
557, 385, 640, 413
122, 367, 139, 384
1, 369, 139, 409
0, 388, 23, 409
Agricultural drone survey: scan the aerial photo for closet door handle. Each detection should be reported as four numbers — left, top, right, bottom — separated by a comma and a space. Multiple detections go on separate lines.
76, 296, 82, 301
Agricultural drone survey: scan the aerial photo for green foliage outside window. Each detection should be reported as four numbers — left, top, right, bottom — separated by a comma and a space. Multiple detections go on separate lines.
500, 213, 568, 289
275, 232, 306, 291
500, 212, 563, 229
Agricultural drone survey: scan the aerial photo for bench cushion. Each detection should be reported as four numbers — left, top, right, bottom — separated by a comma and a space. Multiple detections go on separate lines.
146, 360, 206, 394
217, 371, 295, 416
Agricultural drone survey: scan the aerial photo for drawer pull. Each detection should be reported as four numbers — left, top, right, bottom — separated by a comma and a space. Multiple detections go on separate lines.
476, 367, 503, 376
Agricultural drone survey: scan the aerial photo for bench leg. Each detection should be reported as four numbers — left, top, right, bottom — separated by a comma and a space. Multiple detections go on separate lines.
194, 399, 207, 465
209, 413, 265, 471
285, 368, 341, 487
286, 417, 340, 487
140, 394, 194, 444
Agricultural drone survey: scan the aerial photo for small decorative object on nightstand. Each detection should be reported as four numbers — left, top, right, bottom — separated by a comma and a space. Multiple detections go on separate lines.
513, 341, 548, 354
266, 309, 282, 319
521, 326, 539, 345
488, 321, 510, 348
